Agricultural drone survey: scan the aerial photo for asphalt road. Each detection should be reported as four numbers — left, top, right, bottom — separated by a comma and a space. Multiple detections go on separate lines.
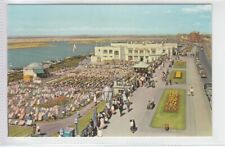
198, 48, 212, 83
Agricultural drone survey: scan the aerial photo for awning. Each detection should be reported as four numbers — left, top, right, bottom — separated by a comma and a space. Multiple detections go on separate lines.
133, 62, 150, 69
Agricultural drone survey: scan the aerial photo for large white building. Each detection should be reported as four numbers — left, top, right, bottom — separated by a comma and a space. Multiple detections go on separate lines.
91, 42, 177, 63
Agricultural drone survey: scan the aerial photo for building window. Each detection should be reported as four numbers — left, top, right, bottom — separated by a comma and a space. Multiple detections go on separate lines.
151, 48, 156, 54
128, 49, 133, 54
114, 51, 119, 55
109, 50, 113, 54
98, 49, 100, 52
103, 50, 108, 54
128, 56, 133, 61
134, 50, 138, 54
163, 49, 165, 53
140, 50, 144, 54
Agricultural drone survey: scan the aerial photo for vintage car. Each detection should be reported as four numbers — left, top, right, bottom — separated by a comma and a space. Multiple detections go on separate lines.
200, 69, 207, 78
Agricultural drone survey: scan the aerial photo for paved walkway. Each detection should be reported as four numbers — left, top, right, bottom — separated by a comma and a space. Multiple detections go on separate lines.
37, 56, 212, 136
37, 98, 99, 136
101, 56, 212, 136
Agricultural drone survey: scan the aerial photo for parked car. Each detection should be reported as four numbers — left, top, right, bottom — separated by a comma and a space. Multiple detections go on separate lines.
200, 69, 207, 78
204, 83, 212, 103
197, 64, 203, 70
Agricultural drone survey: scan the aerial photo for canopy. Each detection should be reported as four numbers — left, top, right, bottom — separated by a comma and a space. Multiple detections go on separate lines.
133, 62, 150, 69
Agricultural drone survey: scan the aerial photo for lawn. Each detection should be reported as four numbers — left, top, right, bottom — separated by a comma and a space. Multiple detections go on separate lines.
169, 70, 186, 84
173, 60, 186, 69
150, 88, 186, 130
8, 125, 33, 137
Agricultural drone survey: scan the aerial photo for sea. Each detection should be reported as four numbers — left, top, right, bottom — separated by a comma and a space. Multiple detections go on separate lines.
8, 42, 96, 69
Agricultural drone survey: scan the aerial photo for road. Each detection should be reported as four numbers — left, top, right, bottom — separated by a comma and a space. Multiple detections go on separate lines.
198, 48, 212, 83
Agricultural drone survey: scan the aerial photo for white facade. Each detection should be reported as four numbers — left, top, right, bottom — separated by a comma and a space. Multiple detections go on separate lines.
91, 42, 177, 63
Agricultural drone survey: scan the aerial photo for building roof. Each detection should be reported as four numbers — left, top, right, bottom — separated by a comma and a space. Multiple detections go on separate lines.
24, 62, 43, 70
133, 62, 150, 69
33, 69, 45, 74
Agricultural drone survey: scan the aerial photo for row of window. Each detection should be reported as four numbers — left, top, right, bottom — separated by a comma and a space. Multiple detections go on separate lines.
100, 49, 119, 55
100, 49, 167, 55
128, 49, 157, 54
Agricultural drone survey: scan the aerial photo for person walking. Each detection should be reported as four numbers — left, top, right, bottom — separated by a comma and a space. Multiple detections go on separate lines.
119, 103, 123, 116
190, 86, 194, 96
94, 94, 97, 106
126, 100, 130, 112
130, 119, 137, 133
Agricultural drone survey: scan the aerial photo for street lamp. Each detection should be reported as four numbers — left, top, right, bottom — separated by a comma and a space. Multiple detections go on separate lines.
74, 111, 79, 136
102, 86, 113, 109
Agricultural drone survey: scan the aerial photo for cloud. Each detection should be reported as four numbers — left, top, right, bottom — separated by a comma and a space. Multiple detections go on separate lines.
182, 5, 211, 14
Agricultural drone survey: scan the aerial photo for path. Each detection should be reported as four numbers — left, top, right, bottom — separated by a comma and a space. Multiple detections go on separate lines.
102, 56, 212, 136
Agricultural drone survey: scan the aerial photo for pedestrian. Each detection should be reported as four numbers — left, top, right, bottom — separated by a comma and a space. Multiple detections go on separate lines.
94, 94, 97, 106
165, 79, 168, 85
119, 103, 123, 116
169, 79, 172, 85
32, 123, 36, 136
126, 100, 130, 112
147, 100, 151, 110
36, 125, 41, 135
97, 128, 103, 137
190, 86, 194, 96
130, 119, 137, 133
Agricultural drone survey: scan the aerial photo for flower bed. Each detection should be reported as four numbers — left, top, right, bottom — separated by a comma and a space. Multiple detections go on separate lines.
150, 88, 186, 130
173, 60, 186, 68
169, 70, 186, 84
174, 71, 182, 79
164, 90, 179, 112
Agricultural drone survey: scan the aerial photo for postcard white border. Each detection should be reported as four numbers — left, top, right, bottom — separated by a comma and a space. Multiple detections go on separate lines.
1, 0, 225, 146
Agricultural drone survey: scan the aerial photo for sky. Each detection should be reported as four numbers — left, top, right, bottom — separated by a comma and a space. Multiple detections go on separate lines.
8, 4, 212, 36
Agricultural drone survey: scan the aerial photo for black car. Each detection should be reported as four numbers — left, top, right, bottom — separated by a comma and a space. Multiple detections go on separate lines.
204, 83, 212, 107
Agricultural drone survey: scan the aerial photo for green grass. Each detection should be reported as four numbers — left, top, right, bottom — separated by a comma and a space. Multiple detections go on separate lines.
150, 88, 186, 130
173, 61, 186, 69
48, 56, 84, 72
8, 125, 33, 137
169, 70, 186, 84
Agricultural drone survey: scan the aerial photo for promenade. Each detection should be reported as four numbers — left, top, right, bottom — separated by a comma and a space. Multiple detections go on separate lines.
101, 56, 211, 136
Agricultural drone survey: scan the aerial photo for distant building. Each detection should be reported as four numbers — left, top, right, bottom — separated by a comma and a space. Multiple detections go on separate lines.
91, 42, 177, 63
188, 32, 202, 43
23, 63, 46, 82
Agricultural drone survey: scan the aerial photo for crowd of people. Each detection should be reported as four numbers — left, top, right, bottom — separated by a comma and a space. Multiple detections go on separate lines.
8, 63, 135, 126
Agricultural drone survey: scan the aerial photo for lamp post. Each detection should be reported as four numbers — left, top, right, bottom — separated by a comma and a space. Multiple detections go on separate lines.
102, 86, 113, 109
74, 111, 79, 136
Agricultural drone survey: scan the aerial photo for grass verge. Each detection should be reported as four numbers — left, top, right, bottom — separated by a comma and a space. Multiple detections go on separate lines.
8, 125, 33, 137
150, 88, 186, 130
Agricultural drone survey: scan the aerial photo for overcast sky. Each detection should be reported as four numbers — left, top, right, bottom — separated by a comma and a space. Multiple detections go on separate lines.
8, 4, 212, 36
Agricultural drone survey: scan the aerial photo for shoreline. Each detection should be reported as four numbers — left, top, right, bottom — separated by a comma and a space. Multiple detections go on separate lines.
8, 35, 179, 49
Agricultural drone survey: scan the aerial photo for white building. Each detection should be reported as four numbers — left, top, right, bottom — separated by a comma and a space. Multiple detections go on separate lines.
91, 42, 177, 63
